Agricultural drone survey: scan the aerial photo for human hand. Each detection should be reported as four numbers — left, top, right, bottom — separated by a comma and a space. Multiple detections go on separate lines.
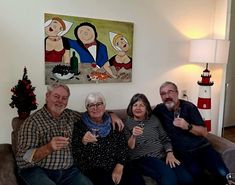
49, 136, 69, 151
173, 118, 188, 130
132, 126, 143, 137
110, 113, 124, 131
166, 152, 181, 168
82, 131, 98, 145
112, 164, 123, 184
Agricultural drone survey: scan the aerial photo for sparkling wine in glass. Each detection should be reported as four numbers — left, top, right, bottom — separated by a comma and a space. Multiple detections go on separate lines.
138, 121, 145, 129
59, 126, 69, 149
60, 126, 69, 138
174, 107, 181, 119
91, 128, 99, 138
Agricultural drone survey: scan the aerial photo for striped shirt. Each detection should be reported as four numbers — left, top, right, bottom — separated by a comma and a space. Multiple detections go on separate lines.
125, 115, 172, 160
16, 106, 82, 169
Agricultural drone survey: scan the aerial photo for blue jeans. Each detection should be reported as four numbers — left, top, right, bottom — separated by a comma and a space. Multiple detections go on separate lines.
18, 166, 93, 185
176, 145, 229, 185
132, 156, 193, 185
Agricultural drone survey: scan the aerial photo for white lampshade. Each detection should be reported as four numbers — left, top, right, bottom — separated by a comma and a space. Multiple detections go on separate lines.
189, 39, 230, 64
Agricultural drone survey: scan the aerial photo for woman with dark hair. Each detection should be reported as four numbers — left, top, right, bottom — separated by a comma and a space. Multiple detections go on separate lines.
125, 93, 193, 185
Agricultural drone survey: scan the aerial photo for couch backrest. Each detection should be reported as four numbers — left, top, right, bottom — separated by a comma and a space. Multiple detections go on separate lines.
11, 117, 25, 156
108, 109, 127, 121
0, 144, 18, 185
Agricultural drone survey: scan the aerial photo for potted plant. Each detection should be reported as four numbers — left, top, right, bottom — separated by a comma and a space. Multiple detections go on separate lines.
9, 67, 38, 119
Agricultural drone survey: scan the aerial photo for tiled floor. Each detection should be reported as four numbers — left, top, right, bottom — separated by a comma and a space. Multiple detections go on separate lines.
223, 126, 235, 143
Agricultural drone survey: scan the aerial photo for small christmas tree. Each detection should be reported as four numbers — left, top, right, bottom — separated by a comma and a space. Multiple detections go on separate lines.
9, 67, 38, 113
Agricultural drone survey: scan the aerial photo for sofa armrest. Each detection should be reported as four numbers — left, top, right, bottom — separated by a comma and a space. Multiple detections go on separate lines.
0, 144, 18, 185
206, 133, 235, 172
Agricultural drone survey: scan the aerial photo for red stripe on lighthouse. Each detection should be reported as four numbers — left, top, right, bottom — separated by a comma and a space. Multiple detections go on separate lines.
197, 98, 211, 109
201, 77, 210, 84
204, 120, 211, 131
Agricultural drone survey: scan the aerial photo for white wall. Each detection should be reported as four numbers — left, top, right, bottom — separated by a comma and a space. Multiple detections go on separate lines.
0, 0, 227, 143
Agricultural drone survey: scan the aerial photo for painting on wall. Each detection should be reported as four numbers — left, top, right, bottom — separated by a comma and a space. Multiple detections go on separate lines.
44, 13, 134, 85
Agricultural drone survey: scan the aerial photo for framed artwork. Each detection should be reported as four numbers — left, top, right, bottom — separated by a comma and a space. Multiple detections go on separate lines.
44, 13, 134, 84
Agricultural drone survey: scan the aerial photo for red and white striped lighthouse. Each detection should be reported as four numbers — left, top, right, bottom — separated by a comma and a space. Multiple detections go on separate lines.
197, 63, 214, 131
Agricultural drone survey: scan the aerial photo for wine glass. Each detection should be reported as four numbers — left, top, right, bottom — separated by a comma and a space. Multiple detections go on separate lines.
90, 128, 99, 145
60, 126, 69, 138
91, 128, 100, 138
138, 121, 145, 129
59, 126, 69, 151
174, 107, 181, 119
226, 173, 235, 185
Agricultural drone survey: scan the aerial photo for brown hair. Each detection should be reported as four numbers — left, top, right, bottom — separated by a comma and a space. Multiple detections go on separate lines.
127, 93, 152, 119
52, 17, 66, 31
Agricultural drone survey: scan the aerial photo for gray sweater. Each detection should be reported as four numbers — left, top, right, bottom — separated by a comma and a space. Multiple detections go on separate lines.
125, 115, 172, 160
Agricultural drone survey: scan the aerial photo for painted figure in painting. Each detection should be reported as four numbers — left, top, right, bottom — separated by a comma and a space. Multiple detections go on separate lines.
69, 22, 116, 79
44, 13, 134, 84
44, 17, 73, 63
108, 32, 132, 81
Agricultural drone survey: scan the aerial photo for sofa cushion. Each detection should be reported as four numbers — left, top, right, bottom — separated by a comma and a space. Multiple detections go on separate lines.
207, 133, 235, 173
0, 144, 18, 185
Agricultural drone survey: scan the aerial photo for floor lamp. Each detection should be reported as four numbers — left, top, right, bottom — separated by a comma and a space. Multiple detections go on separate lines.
189, 39, 230, 131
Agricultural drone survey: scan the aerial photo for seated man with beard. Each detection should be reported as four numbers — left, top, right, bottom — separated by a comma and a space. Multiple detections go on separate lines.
153, 81, 229, 185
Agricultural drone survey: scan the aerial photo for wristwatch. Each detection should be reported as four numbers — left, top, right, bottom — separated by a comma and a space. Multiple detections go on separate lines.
187, 124, 193, 131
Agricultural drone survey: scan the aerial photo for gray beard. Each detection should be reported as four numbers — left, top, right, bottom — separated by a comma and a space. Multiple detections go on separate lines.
165, 101, 175, 111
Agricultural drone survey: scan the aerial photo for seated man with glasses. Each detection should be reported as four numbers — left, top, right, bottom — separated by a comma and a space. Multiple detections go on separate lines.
153, 81, 229, 185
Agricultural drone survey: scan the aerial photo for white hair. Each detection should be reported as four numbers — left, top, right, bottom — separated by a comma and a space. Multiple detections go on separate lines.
47, 83, 70, 96
85, 92, 106, 108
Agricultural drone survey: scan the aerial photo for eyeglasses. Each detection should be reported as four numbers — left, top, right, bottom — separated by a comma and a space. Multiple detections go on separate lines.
87, 102, 104, 109
52, 94, 69, 101
160, 90, 176, 97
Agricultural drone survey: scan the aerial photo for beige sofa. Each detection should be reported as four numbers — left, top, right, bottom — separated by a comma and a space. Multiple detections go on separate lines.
0, 108, 235, 185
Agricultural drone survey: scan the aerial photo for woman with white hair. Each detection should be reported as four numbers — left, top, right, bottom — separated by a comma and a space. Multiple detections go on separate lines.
72, 92, 139, 185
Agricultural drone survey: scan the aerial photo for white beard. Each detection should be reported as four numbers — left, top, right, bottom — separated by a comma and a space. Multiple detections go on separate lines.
52, 104, 66, 116
165, 101, 175, 111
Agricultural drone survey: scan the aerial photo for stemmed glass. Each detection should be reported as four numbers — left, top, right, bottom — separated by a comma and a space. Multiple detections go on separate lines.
59, 126, 69, 156
138, 121, 144, 135
60, 126, 69, 138
91, 128, 100, 145
138, 121, 145, 130
91, 128, 100, 138
226, 173, 235, 185
174, 107, 181, 119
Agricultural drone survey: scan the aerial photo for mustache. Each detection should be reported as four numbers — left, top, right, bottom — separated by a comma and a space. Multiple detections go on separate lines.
164, 98, 173, 102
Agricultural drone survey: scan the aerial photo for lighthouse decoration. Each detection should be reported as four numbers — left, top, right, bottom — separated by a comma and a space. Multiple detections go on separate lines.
197, 63, 214, 131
